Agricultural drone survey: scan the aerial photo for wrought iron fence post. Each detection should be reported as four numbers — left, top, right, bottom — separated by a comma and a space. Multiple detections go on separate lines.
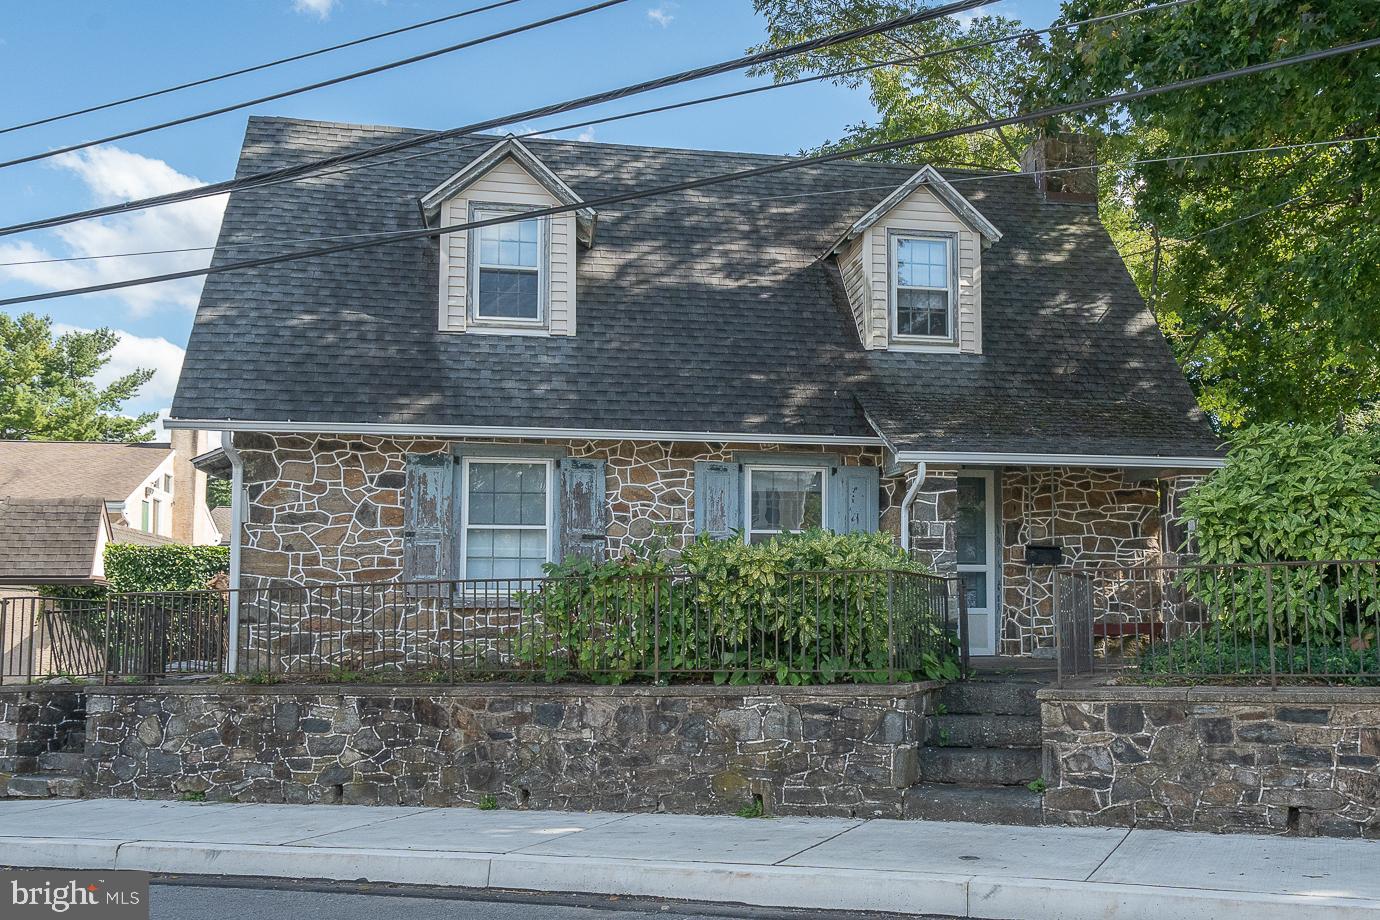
1265, 566, 1277, 690
886, 571, 895, 683
653, 576, 662, 684
102, 595, 113, 685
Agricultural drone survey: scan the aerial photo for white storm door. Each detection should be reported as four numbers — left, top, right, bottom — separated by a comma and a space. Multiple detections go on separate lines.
956, 472, 997, 657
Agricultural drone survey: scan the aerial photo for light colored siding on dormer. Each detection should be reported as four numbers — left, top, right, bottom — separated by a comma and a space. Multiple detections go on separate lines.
438, 156, 578, 336
838, 233, 871, 346
865, 185, 981, 353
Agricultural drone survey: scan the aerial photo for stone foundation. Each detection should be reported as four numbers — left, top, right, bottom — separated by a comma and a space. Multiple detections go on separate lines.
84, 683, 936, 817
0, 688, 84, 776
1040, 687, 1380, 838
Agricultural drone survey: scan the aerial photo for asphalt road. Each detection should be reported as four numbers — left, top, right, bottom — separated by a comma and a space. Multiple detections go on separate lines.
150, 880, 947, 920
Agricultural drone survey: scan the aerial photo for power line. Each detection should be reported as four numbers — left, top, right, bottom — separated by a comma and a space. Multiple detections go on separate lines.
0, 0, 632, 171
0, 0, 1002, 239
7, 132, 1374, 269
0, 0, 530, 136
3, 35, 1375, 307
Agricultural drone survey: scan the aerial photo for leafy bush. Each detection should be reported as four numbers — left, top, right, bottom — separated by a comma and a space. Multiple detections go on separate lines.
515, 530, 960, 686
1179, 423, 1380, 642
1140, 635, 1380, 683
104, 543, 228, 592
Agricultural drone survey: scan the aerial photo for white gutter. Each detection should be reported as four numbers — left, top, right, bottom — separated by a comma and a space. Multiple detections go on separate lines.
220, 430, 244, 674
893, 450, 1225, 469
165, 417, 885, 447
898, 461, 927, 553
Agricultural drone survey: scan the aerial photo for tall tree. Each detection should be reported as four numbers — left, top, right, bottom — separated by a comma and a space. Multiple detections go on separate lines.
0, 312, 156, 441
1029, 0, 1379, 427
750, 0, 1039, 169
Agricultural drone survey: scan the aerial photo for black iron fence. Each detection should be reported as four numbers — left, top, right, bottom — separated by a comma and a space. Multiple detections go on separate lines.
1054, 559, 1380, 686
2, 569, 964, 685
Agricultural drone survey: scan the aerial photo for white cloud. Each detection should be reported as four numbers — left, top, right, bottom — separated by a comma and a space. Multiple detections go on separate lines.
575, 127, 596, 143
647, 2, 676, 28
293, 0, 338, 18
0, 146, 227, 316
52, 323, 186, 404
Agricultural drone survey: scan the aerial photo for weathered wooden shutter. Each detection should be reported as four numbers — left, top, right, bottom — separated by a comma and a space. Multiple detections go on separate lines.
558, 458, 607, 563
403, 454, 454, 595
693, 461, 742, 539
830, 465, 880, 533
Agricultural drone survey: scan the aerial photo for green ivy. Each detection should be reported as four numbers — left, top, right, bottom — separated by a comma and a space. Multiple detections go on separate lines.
104, 543, 228, 593
1179, 423, 1380, 642
515, 530, 960, 686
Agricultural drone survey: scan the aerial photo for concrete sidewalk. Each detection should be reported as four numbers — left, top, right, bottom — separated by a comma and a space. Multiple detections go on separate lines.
1, 799, 1377, 919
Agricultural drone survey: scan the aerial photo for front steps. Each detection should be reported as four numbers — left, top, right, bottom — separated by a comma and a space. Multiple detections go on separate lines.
907, 672, 1047, 825
1, 732, 87, 800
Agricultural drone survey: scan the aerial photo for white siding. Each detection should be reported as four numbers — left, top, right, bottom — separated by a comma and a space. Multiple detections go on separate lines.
838, 233, 871, 346
438, 157, 578, 336
864, 186, 981, 353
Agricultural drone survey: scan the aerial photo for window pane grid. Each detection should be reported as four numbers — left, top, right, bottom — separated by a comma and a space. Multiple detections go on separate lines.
474, 209, 541, 321
747, 467, 824, 543
893, 235, 952, 340
464, 460, 549, 580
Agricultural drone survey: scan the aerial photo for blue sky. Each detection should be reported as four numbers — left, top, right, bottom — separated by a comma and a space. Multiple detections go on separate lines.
0, 0, 1058, 435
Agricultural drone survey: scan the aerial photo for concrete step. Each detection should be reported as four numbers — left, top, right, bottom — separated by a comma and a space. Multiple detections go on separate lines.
47, 776, 86, 798
927, 714, 1041, 749
920, 746, 1042, 786
37, 751, 86, 776
904, 783, 1044, 825
938, 680, 1041, 716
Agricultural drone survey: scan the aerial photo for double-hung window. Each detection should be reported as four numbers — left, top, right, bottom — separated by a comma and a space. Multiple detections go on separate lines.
461, 459, 552, 580
744, 466, 826, 544
472, 206, 543, 324
892, 233, 954, 341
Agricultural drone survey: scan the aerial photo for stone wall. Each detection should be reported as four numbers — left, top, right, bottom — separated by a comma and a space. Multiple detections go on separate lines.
0, 688, 84, 777
234, 433, 900, 585
84, 683, 936, 818
1000, 468, 1168, 656
1040, 687, 1380, 838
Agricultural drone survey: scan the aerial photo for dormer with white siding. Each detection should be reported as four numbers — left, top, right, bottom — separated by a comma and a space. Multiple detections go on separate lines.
832, 166, 1000, 354
421, 137, 595, 337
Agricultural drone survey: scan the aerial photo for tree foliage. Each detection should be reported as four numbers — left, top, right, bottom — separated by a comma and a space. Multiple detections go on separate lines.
0, 312, 156, 441
103, 543, 230, 593
1031, 0, 1380, 427
750, 0, 1039, 169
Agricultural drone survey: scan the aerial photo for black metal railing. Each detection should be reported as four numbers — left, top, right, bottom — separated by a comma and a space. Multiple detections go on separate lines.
1054, 559, 1380, 687
1, 569, 964, 685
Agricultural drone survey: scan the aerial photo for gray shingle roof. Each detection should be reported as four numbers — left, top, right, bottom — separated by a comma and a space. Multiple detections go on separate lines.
172, 117, 1220, 460
0, 497, 108, 585
0, 441, 171, 501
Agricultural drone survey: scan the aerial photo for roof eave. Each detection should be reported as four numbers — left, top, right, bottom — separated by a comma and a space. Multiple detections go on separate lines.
829, 165, 1002, 254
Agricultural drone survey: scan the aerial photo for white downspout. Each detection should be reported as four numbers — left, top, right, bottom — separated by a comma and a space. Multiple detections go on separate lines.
899, 461, 927, 553
221, 430, 244, 674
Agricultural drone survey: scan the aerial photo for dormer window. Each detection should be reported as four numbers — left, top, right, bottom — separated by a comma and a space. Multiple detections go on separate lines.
892, 233, 954, 342
473, 207, 543, 324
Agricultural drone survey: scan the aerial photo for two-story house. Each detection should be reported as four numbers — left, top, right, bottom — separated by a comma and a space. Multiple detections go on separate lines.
169, 118, 1221, 658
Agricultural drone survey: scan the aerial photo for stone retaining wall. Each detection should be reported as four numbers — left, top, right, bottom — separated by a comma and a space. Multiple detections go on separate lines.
84, 683, 937, 818
0, 688, 84, 776
1040, 687, 1380, 838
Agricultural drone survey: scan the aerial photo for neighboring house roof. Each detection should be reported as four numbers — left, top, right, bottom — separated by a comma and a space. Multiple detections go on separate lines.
0, 441, 172, 501
110, 524, 178, 547
171, 117, 1221, 462
209, 507, 232, 546
0, 497, 109, 585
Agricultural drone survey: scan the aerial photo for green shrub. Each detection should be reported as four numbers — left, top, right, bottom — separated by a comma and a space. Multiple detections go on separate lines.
104, 543, 229, 593
1179, 423, 1380, 642
1140, 635, 1380, 682
515, 530, 959, 686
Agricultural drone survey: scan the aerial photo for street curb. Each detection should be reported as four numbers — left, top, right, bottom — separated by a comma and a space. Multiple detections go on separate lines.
1, 837, 1377, 920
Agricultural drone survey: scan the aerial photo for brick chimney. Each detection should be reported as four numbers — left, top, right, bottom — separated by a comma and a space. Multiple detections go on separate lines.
1019, 132, 1098, 205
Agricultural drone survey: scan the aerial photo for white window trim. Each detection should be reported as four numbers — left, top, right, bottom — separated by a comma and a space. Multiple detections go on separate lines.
956, 470, 998, 657
458, 456, 556, 583
743, 464, 829, 544
468, 202, 548, 328
889, 230, 958, 346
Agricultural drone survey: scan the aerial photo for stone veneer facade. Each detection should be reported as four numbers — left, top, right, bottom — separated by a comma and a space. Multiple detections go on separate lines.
230, 433, 1195, 660
1041, 687, 1380, 838
84, 683, 936, 817
0, 688, 84, 777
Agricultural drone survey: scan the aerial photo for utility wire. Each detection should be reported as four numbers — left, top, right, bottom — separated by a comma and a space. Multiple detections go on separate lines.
0, 0, 1002, 238
0, 0, 632, 171
0, 0, 529, 136
3, 35, 1375, 307
5, 132, 1372, 269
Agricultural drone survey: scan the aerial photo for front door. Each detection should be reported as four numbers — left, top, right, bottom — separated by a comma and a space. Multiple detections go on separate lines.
956, 472, 997, 656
